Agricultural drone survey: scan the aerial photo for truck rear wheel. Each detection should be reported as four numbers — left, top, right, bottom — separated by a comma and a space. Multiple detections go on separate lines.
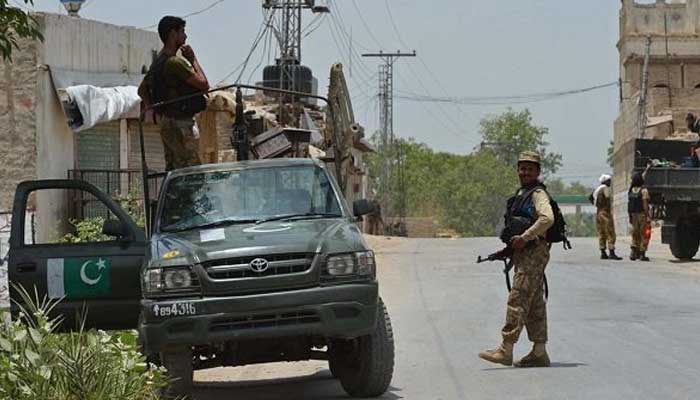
670, 223, 699, 260
160, 347, 194, 399
329, 298, 394, 398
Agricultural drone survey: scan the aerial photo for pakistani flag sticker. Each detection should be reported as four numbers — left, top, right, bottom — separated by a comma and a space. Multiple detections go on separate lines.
47, 257, 111, 299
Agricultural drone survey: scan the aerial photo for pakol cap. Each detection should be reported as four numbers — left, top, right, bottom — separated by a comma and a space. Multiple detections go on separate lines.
518, 151, 541, 165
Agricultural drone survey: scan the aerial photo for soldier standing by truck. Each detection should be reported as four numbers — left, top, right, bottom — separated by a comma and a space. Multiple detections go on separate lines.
629, 165, 653, 261
478, 151, 553, 368
138, 16, 210, 171
594, 174, 622, 260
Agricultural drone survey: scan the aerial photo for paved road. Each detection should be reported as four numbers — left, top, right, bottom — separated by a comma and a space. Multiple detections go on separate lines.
193, 236, 700, 399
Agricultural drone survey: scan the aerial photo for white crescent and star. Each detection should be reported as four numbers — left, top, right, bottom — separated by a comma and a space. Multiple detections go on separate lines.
80, 258, 107, 286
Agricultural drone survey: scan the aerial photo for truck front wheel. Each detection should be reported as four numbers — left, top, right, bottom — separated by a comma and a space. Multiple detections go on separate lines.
329, 298, 395, 398
670, 223, 700, 260
160, 346, 194, 399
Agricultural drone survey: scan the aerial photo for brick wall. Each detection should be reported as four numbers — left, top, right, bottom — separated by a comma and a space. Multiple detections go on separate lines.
0, 38, 38, 211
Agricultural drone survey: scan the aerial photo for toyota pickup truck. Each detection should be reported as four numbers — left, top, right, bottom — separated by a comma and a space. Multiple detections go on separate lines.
7, 158, 394, 398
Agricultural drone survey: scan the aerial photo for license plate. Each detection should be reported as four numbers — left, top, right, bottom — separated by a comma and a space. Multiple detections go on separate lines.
152, 302, 197, 318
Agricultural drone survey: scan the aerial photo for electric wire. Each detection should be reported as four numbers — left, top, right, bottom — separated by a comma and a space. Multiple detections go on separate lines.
140, 0, 226, 30
396, 81, 619, 105
217, 9, 275, 85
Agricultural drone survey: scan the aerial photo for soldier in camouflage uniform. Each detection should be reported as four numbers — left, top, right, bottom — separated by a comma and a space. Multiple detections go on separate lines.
479, 151, 553, 368
595, 174, 622, 260
138, 16, 209, 171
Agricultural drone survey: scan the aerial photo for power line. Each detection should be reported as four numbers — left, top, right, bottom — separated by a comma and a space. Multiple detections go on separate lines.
396, 81, 619, 105
217, 9, 275, 85
140, 0, 226, 30
348, 0, 381, 50
384, 0, 409, 49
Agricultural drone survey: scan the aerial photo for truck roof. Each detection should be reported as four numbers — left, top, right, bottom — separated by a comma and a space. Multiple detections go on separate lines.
165, 158, 322, 179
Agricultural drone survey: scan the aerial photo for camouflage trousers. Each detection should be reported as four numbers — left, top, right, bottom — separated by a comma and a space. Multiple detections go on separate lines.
630, 213, 650, 252
160, 116, 201, 171
596, 210, 616, 250
502, 240, 549, 344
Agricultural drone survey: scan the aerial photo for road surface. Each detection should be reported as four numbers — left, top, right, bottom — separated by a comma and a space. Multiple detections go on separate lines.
193, 235, 700, 400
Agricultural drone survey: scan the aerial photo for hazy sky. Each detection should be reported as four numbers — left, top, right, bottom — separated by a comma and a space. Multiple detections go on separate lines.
24, 0, 622, 184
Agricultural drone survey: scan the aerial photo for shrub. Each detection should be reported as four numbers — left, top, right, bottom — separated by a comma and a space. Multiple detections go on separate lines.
0, 286, 169, 400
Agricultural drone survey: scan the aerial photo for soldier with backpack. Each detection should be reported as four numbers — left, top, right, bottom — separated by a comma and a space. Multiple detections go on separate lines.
138, 16, 210, 171
628, 164, 653, 261
479, 151, 567, 368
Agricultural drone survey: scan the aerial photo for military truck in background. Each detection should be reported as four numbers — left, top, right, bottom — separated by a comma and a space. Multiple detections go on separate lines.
631, 139, 700, 260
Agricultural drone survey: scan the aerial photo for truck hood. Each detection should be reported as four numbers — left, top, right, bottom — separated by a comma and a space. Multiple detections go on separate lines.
149, 218, 367, 266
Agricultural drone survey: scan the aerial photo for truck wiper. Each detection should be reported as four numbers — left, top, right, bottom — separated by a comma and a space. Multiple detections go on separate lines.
255, 213, 342, 225
163, 218, 258, 233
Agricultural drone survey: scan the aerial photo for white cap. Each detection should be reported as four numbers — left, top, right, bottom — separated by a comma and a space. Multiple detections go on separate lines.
599, 174, 612, 184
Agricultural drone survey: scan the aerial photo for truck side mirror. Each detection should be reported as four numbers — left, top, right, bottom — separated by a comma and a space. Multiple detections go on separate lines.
353, 199, 377, 217
102, 219, 128, 239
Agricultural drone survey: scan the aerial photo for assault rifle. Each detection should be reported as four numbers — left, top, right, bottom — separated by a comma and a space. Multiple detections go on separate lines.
476, 245, 549, 299
477, 247, 515, 292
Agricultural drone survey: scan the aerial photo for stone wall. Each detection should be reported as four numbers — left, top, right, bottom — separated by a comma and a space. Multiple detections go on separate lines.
0, 38, 39, 212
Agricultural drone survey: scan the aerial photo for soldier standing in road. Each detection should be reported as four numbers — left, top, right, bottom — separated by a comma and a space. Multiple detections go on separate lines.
629, 165, 652, 261
479, 151, 553, 368
138, 16, 210, 171
594, 174, 622, 260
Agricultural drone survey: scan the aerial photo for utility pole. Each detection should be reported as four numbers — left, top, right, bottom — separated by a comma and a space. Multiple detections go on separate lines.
263, 0, 328, 126
638, 35, 652, 138
362, 50, 415, 233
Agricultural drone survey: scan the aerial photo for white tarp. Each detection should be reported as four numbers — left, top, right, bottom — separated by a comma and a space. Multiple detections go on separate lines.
64, 85, 141, 132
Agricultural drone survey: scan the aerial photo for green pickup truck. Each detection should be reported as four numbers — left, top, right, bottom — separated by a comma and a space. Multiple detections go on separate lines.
7, 158, 394, 398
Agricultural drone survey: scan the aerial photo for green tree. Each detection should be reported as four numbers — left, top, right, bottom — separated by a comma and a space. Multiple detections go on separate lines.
607, 140, 614, 168
478, 109, 562, 176
0, 0, 42, 62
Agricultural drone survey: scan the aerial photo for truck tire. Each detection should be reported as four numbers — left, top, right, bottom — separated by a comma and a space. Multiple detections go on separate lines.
330, 298, 395, 398
670, 223, 699, 260
160, 347, 194, 399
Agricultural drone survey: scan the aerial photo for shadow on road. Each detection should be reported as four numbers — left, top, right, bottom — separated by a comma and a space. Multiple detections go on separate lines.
481, 362, 587, 372
193, 369, 404, 400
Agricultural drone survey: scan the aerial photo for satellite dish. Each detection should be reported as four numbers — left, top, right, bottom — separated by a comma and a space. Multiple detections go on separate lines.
60, 0, 86, 17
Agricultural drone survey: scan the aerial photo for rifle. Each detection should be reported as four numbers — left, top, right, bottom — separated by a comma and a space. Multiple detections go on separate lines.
476, 246, 549, 299
477, 247, 515, 292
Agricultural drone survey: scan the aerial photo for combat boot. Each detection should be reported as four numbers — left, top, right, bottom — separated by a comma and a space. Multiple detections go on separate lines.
630, 248, 638, 261
478, 343, 513, 366
608, 249, 622, 260
514, 343, 551, 368
639, 252, 650, 262
600, 249, 609, 260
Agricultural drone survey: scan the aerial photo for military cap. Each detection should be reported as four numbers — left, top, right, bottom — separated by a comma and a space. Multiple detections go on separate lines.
518, 151, 541, 165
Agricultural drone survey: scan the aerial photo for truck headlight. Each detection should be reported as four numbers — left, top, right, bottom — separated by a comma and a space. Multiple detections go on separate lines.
325, 251, 375, 278
143, 266, 199, 295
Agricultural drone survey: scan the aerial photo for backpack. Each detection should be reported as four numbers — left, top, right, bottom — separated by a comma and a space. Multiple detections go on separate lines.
148, 54, 207, 117
503, 185, 572, 249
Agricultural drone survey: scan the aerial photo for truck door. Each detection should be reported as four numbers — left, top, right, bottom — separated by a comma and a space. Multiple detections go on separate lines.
8, 180, 147, 331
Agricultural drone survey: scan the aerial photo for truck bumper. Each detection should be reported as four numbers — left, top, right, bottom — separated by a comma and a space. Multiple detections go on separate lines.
139, 283, 378, 353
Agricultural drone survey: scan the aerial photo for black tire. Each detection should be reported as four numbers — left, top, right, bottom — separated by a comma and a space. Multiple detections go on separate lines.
330, 298, 395, 398
160, 347, 194, 399
670, 223, 699, 260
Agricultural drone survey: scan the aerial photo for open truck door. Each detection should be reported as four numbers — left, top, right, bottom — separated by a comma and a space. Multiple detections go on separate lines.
8, 180, 147, 331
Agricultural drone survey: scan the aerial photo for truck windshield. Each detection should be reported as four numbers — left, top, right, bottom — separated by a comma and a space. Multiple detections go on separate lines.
159, 165, 344, 233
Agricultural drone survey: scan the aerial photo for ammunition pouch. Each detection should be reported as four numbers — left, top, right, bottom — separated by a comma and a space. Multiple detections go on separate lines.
500, 215, 532, 245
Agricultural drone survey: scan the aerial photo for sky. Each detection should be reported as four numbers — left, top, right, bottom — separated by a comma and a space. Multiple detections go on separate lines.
22, 0, 622, 185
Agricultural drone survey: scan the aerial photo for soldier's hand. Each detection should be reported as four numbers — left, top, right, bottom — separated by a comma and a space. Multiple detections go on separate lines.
181, 45, 196, 62
510, 236, 526, 250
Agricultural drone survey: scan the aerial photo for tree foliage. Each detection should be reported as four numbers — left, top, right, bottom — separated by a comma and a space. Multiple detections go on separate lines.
0, 0, 43, 62
478, 109, 562, 176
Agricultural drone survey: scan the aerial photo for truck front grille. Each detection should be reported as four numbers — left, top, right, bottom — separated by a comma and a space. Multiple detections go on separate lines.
209, 311, 320, 332
203, 253, 314, 280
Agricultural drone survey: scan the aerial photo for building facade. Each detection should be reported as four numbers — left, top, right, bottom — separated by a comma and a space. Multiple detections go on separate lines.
613, 0, 700, 233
